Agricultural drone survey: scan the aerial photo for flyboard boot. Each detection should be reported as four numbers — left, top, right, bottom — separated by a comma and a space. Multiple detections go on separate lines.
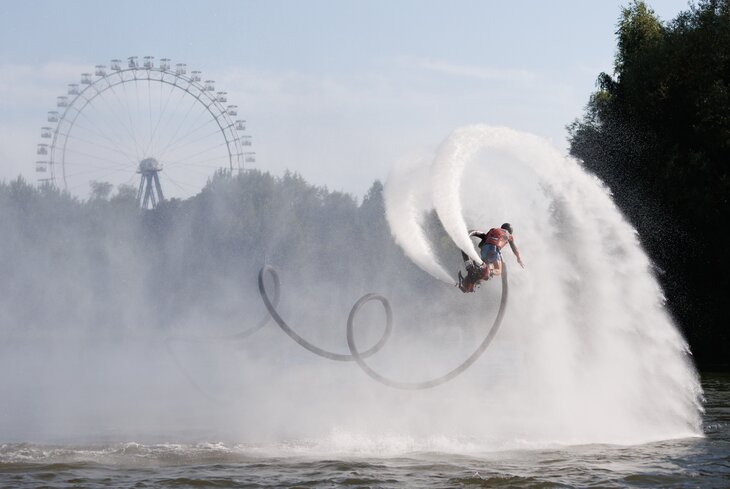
458, 260, 488, 293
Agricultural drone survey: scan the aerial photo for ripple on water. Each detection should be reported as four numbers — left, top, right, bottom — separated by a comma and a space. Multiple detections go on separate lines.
0, 374, 728, 489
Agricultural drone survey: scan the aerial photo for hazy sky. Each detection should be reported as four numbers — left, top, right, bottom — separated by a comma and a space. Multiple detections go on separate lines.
0, 0, 690, 197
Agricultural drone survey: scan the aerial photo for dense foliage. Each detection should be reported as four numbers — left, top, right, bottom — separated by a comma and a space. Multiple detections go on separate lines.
568, 0, 729, 368
0, 172, 435, 336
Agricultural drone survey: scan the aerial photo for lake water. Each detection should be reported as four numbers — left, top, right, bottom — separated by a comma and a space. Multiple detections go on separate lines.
1, 373, 727, 488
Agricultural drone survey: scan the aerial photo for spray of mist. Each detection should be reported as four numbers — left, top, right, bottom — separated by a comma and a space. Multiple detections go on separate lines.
384, 155, 453, 283
383, 124, 703, 445
430, 130, 484, 263
0, 124, 703, 453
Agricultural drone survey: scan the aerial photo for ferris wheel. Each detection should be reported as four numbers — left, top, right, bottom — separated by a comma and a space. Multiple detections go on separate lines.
35, 56, 256, 208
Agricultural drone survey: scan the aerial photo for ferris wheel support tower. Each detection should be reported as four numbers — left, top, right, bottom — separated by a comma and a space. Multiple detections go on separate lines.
137, 157, 165, 209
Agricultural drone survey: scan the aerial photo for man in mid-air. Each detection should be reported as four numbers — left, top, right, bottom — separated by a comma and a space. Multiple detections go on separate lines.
458, 222, 524, 293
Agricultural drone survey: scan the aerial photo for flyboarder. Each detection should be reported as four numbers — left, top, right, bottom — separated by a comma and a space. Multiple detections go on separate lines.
458, 223, 524, 293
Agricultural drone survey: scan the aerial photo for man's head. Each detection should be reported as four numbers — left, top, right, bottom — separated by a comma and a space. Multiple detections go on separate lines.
501, 222, 513, 234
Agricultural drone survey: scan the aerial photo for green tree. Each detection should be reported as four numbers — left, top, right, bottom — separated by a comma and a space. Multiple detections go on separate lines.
89, 180, 114, 201
568, 0, 730, 368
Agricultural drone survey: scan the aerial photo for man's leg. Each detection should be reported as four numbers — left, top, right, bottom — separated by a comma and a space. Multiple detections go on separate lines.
483, 245, 501, 277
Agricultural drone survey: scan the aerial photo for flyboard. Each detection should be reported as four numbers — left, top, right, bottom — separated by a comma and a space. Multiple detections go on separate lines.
457, 234, 495, 293
457, 250, 492, 293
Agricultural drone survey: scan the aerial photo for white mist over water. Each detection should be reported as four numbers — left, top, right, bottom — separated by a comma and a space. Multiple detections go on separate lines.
383, 124, 703, 446
0, 124, 704, 454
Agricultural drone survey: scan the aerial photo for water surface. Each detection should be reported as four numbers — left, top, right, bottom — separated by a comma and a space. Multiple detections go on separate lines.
1, 373, 727, 488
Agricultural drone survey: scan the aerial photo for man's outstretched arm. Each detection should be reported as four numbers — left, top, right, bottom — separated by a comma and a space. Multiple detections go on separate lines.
509, 240, 525, 268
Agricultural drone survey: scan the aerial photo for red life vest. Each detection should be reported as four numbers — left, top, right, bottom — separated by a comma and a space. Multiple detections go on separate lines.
484, 228, 511, 249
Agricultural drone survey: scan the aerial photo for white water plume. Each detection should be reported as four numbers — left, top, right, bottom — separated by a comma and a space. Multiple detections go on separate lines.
384, 155, 453, 283
383, 124, 703, 444
0, 124, 703, 450
430, 131, 484, 263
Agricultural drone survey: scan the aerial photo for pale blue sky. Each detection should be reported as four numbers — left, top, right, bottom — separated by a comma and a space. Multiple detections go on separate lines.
0, 0, 691, 197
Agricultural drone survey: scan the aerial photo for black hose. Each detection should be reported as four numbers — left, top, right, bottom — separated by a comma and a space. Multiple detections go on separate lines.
257, 261, 508, 389
257, 265, 392, 361
347, 262, 508, 389
166, 266, 281, 401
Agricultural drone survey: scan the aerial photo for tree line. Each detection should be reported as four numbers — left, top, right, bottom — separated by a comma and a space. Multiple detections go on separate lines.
2, 0, 727, 368
568, 0, 729, 368
0, 171, 434, 337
